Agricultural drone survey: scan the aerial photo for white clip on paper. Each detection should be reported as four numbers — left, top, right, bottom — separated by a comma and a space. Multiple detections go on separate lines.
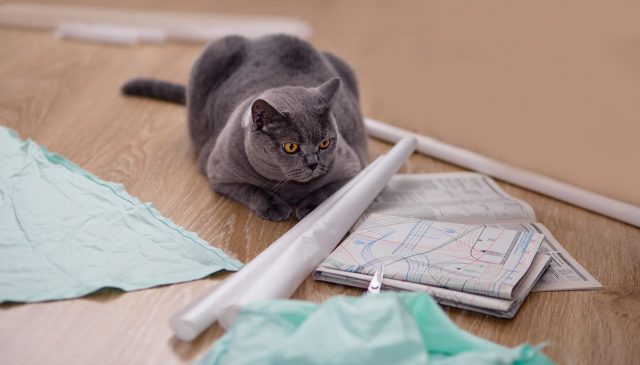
367, 264, 384, 295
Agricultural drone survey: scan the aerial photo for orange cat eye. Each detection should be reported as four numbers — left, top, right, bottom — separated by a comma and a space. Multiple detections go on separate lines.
319, 139, 331, 149
283, 142, 299, 154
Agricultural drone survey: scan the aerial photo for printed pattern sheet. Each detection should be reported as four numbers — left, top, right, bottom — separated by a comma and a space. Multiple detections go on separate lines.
360, 173, 601, 292
323, 214, 545, 299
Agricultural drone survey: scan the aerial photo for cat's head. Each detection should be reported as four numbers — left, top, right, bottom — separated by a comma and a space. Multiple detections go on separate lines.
243, 78, 342, 183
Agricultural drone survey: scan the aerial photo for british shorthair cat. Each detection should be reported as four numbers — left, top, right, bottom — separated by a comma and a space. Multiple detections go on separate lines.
122, 34, 367, 221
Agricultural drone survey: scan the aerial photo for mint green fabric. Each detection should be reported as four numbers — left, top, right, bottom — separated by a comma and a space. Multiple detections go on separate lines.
196, 293, 553, 365
0, 126, 241, 303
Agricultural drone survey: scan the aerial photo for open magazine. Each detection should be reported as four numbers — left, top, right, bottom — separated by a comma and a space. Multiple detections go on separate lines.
314, 173, 601, 317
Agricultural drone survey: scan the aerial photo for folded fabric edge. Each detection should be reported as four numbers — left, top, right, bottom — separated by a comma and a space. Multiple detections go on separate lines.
0, 265, 236, 304
4, 126, 243, 272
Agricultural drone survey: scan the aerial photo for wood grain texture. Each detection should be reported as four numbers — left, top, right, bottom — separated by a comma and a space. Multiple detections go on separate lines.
0, 1, 639, 364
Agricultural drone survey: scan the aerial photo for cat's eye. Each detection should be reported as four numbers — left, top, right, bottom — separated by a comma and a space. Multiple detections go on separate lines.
319, 139, 331, 149
283, 142, 299, 154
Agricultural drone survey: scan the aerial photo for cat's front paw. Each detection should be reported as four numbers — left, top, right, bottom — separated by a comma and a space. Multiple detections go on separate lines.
254, 195, 292, 221
295, 182, 347, 220
295, 205, 315, 220
295, 196, 323, 220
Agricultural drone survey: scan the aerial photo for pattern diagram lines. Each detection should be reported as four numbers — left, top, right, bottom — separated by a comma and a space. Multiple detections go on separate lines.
323, 214, 544, 299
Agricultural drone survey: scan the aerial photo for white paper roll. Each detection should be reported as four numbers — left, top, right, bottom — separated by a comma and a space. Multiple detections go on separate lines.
169, 150, 401, 341
55, 22, 141, 45
219, 137, 417, 327
170, 157, 383, 340
365, 118, 640, 228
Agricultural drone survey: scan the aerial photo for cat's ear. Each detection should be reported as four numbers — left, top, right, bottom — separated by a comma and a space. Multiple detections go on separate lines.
250, 99, 283, 130
317, 78, 341, 104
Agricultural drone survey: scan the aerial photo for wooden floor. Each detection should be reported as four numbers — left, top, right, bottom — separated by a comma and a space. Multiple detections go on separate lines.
1, 1, 639, 365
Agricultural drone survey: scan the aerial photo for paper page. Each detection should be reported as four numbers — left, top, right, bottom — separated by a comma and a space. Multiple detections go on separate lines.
498, 223, 603, 292
321, 213, 545, 300
362, 173, 601, 292
315, 253, 550, 318
363, 173, 537, 224
315, 268, 515, 313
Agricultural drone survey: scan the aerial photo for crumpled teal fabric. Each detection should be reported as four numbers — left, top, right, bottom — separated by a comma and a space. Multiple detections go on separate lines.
196, 293, 553, 365
0, 126, 241, 303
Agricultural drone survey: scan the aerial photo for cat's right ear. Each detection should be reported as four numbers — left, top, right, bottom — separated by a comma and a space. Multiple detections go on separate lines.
250, 99, 282, 131
317, 78, 341, 105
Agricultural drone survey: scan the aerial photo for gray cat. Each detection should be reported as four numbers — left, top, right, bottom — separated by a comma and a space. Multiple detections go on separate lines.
123, 34, 367, 221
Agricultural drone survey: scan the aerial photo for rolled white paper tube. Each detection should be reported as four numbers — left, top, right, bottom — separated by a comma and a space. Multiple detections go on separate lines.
170, 156, 385, 341
219, 136, 418, 327
55, 22, 140, 45
166, 19, 312, 43
365, 118, 640, 228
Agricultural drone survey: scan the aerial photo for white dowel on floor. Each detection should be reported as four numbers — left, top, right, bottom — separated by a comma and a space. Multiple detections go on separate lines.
365, 117, 640, 228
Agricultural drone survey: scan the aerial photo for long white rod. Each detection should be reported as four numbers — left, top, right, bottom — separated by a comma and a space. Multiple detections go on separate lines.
0, 3, 312, 42
170, 155, 387, 341
218, 137, 417, 328
169, 157, 384, 341
365, 117, 640, 228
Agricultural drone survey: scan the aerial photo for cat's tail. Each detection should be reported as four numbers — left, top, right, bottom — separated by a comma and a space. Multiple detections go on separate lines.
121, 78, 186, 105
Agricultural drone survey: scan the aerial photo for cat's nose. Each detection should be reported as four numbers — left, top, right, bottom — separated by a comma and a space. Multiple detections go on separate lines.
304, 154, 319, 170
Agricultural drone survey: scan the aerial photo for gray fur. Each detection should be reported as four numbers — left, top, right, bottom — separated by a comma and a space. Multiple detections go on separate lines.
123, 34, 368, 221
122, 78, 186, 104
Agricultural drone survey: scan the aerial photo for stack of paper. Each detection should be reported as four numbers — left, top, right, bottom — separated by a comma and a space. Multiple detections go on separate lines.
315, 214, 549, 317
314, 173, 602, 318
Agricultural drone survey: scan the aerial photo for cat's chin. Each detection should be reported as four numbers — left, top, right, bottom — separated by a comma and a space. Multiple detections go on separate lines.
288, 174, 315, 183
287, 170, 324, 183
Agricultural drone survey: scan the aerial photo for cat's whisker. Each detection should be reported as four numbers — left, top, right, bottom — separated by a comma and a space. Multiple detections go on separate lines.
263, 178, 291, 198
286, 168, 308, 181
273, 179, 291, 193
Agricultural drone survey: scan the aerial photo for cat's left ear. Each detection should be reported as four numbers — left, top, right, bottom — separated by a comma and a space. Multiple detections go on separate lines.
317, 78, 341, 105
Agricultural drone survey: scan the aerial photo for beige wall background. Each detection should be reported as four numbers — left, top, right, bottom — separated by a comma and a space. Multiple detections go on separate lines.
17, 0, 640, 206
